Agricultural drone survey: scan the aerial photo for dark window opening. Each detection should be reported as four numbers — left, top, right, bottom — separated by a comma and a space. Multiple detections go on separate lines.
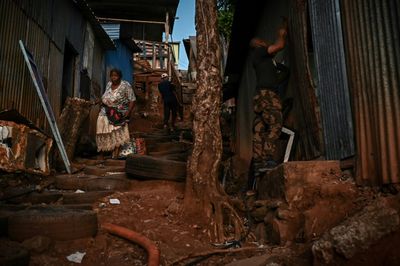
61, 40, 78, 109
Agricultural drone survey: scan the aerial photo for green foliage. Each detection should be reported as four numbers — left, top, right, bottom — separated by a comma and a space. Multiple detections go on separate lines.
217, 0, 236, 41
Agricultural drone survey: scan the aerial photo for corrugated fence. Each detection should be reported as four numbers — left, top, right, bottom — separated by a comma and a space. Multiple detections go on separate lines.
341, 0, 400, 184
308, 0, 355, 160
289, 0, 323, 160
0, 0, 55, 130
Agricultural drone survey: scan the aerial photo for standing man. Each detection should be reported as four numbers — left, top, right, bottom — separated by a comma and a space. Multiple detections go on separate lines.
250, 18, 288, 178
158, 73, 178, 131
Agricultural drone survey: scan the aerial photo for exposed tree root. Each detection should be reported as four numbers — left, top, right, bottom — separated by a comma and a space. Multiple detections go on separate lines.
210, 193, 255, 243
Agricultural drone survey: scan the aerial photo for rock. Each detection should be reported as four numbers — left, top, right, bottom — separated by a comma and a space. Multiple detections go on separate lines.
319, 182, 356, 199
21, 235, 52, 253
254, 199, 284, 209
167, 201, 181, 215
266, 213, 303, 245
251, 206, 268, 222
254, 223, 267, 244
263, 209, 276, 224
270, 219, 289, 245
276, 209, 295, 221
312, 200, 399, 264
303, 199, 355, 240
257, 161, 341, 209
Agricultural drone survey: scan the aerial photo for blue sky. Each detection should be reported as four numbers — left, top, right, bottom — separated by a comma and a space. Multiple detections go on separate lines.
170, 0, 196, 70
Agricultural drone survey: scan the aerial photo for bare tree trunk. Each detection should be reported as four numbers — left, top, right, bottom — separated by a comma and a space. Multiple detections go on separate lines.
184, 0, 247, 243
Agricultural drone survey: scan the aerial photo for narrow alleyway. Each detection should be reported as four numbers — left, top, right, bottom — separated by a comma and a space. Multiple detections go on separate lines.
1, 0, 400, 265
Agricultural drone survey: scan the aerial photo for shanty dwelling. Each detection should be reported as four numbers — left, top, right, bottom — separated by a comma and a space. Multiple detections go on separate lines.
101, 23, 142, 85
223, 0, 400, 257
86, 0, 182, 123
0, 0, 114, 128
0, 0, 114, 174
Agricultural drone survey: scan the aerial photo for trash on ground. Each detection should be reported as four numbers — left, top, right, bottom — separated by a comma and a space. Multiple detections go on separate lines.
66, 251, 86, 263
109, 198, 120, 205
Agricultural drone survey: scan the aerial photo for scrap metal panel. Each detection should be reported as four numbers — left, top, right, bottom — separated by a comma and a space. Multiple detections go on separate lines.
309, 0, 355, 159
0, 0, 29, 112
341, 0, 400, 185
288, 0, 323, 160
24, 19, 53, 130
47, 42, 64, 119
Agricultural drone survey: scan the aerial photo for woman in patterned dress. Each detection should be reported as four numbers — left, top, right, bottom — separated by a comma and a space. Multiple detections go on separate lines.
96, 68, 136, 157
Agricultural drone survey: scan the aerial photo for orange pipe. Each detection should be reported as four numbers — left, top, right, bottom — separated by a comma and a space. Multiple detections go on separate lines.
102, 223, 160, 266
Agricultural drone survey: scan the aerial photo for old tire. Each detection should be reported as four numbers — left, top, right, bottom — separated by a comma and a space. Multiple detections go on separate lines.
62, 191, 114, 204
84, 165, 125, 176
147, 142, 189, 153
161, 152, 189, 162
103, 159, 126, 167
0, 240, 30, 266
55, 174, 130, 191
8, 208, 98, 241
126, 155, 186, 181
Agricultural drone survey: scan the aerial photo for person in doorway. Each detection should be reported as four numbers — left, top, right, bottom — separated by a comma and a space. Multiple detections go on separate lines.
158, 73, 178, 132
96, 68, 136, 158
250, 17, 289, 178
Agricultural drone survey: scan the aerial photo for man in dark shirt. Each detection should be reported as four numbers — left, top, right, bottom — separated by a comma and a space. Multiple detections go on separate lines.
250, 18, 288, 178
158, 73, 178, 131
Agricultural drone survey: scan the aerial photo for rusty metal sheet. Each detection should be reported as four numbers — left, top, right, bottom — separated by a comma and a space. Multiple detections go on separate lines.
288, 0, 323, 160
0, 120, 53, 175
308, 0, 355, 160
341, 0, 400, 185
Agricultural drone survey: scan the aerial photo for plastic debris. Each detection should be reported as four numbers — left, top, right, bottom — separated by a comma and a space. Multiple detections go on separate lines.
109, 198, 120, 205
66, 251, 86, 263
75, 189, 85, 193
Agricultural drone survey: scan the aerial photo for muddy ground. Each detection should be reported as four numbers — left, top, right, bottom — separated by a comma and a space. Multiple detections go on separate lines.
3, 173, 399, 266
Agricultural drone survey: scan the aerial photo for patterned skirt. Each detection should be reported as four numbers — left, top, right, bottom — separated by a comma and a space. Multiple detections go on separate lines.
96, 114, 130, 152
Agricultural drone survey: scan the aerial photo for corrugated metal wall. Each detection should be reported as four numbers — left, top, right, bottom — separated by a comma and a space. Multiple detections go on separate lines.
341, 0, 400, 184
0, 0, 48, 128
0, 0, 68, 130
308, 0, 355, 160
288, 0, 323, 159
1, 0, 108, 132
92, 42, 106, 94
105, 40, 134, 83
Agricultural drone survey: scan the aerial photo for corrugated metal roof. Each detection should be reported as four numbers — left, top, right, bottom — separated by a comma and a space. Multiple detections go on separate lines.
341, 0, 400, 185
86, 0, 179, 42
309, 0, 355, 160
75, 0, 115, 50
85, 0, 179, 31
102, 24, 120, 40
102, 23, 141, 52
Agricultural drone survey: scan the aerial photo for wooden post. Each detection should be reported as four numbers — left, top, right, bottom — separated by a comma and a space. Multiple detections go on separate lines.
164, 12, 171, 77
